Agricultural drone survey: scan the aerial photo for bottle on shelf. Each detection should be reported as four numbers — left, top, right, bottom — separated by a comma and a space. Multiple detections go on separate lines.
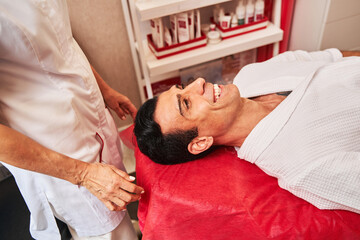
150, 18, 164, 48
220, 14, 231, 29
255, 0, 265, 21
218, 7, 225, 24
164, 27, 172, 46
177, 12, 190, 43
150, 19, 158, 47
231, 13, 238, 28
188, 10, 195, 40
213, 4, 221, 23
170, 15, 178, 44
245, 0, 255, 24
236, 0, 246, 25
156, 18, 164, 48
195, 9, 202, 38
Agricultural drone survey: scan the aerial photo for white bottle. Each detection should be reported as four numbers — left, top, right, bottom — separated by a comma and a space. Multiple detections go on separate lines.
255, 0, 264, 21
245, 0, 255, 24
156, 18, 164, 48
150, 19, 158, 47
164, 27, 172, 46
236, 0, 245, 25
231, 13, 238, 28
170, 14, 178, 44
220, 14, 231, 29
195, 9, 202, 38
218, 7, 225, 23
213, 4, 221, 23
177, 12, 190, 43
188, 10, 195, 40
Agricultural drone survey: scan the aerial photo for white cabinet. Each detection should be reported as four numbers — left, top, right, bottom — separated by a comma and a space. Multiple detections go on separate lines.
122, 0, 283, 102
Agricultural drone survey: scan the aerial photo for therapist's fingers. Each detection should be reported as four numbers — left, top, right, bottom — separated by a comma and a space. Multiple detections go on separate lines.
122, 102, 137, 120
118, 100, 137, 121
104, 186, 141, 211
114, 99, 137, 121
108, 198, 127, 211
109, 165, 144, 194
80, 162, 144, 211
114, 106, 127, 120
103, 88, 138, 120
103, 199, 125, 211
95, 186, 132, 211
111, 201, 126, 211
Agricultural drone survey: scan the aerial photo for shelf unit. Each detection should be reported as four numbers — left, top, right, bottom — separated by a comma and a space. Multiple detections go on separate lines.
122, 0, 283, 102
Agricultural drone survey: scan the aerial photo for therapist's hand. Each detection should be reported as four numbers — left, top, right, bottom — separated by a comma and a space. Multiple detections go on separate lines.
80, 162, 144, 211
103, 87, 137, 120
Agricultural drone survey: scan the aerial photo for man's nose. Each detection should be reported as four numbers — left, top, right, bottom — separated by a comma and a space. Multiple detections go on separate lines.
185, 78, 205, 94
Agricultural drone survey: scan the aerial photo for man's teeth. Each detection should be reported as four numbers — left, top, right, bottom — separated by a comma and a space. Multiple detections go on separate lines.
214, 84, 221, 102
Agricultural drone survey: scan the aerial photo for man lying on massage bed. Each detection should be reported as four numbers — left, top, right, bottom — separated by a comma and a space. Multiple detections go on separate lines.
134, 48, 360, 214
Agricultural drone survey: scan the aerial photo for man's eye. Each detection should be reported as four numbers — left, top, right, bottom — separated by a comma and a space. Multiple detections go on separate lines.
184, 99, 189, 109
175, 84, 183, 90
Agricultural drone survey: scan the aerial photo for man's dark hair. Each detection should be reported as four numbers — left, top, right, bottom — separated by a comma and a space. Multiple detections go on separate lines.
134, 96, 214, 165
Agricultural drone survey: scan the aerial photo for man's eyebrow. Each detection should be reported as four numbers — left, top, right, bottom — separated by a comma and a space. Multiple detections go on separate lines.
176, 94, 184, 116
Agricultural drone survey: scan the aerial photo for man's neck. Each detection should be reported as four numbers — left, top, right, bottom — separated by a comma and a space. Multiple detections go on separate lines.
222, 94, 286, 147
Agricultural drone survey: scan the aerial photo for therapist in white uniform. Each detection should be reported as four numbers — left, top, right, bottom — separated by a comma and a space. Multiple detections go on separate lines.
0, 0, 143, 239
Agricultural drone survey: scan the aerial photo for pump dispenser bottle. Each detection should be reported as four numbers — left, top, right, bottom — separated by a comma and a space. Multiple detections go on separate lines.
236, 0, 246, 25
255, 0, 265, 21
245, 0, 255, 24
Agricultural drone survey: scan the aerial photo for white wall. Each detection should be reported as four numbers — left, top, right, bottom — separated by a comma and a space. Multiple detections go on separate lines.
289, 0, 360, 51
67, 0, 141, 128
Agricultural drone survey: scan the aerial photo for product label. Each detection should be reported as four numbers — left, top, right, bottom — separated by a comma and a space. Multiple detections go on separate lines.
256, 14, 263, 21
150, 20, 155, 28
178, 20, 187, 29
238, 19, 245, 25
221, 21, 229, 28
248, 16, 254, 23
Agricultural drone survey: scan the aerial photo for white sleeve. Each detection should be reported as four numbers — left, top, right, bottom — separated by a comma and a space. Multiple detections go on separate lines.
267, 48, 343, 63
233, 49, 343, 98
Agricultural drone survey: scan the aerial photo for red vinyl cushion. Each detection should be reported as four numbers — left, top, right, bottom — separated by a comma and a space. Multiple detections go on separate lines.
120, 125, 360, 240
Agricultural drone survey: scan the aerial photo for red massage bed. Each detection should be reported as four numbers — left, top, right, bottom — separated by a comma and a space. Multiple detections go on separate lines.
120, 126, 360, 240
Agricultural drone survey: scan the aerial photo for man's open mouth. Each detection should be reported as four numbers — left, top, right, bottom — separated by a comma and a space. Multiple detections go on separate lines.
214, 84, 221, 102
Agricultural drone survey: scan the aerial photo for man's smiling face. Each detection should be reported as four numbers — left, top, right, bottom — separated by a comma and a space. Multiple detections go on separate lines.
154, 78, 242, 143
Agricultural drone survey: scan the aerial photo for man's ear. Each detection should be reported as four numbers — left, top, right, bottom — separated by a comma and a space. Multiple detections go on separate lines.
188, 136, 214, 155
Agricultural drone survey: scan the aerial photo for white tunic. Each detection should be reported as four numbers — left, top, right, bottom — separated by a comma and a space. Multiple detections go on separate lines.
0, 0, 125, 238
234, 49, 360, 213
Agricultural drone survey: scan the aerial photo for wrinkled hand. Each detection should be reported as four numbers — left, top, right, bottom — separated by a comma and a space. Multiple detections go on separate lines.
103, 88, 137, 120
80, 162, 144, 211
